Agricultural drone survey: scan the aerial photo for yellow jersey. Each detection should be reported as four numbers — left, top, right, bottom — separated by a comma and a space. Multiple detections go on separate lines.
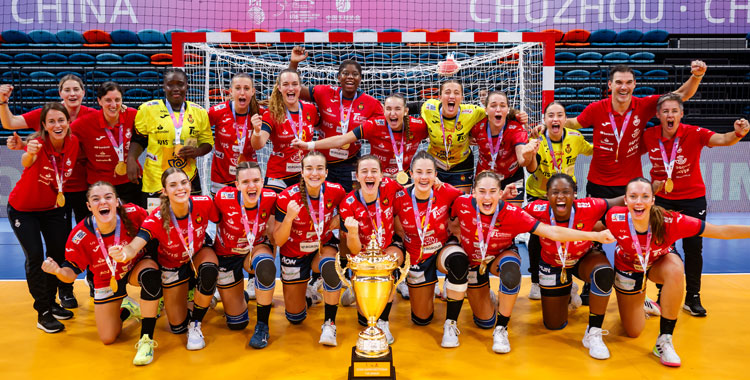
134, 99, 214, 193
526, 128, 593, 199
421, 99, 485, 170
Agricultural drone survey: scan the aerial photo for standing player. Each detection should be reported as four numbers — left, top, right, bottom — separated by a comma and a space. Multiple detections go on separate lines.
604, 178, 750, 367
274, 151, 347, 346
7, 103, 78, 332
130, 69, 214, 209
213, 162, 278, 349
109, 167, 220, 351
42, 182, 161, 365
289, 46, 384, 193
642, 93, 750, 316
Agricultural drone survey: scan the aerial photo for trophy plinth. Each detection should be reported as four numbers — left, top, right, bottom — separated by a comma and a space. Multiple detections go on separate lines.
348, 347, 395, 380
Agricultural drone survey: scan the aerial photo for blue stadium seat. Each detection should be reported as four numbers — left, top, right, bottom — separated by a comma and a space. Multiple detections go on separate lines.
96, 53, 123, 65
615, 29, 643, 46
258, 53, 286, 63
602, 52, 629, 63
19, 88, 44, 101
165, 29, 187, 43
28, 30, 60, 46
312, 53, 338, 64
125, 88, 153, 101
555, 52, 576, 64
0, 53, 12, 65
565, 103, 586, 116
193, 29, 215, 33
563, 69, 590, 81
643, 69, 668, 81
55, 30, 86, 47
40, 53, 68, 65
633, 87, 656, 97
110, 29, 139, 47
589, 29, 617, 46
44, 88, 59, 100
329, 28, 351, 33
272, 28, 295, 33
341, 53, 365, 62
69, 53, 96, 65
392, 53, 417, 64
153, 88, 165, 98
515, 29, 535, 33
301, 28, 323, 33
137, 29, 167, 47
629, 52, 655, 63
642, 29, 669, 47
419, 53, 443, 64
138, 71, 162, 83
13, 53, 40, 65
382, 28, 403, 32
590, 69, 608, 81
577, 86, 602, 98
554, 70, 563, 80
354, 28, 376, 33
577, 52, 602, 63
1, 71, 29, 82
365, 53, 391, 64
110, 71, 138, 83
122, 53, 150, 65
85, 71, 110, 83
56, 71, 83, 80
30, 71, 57, 83
554, 87, 576, 99
1, 30, 32, 46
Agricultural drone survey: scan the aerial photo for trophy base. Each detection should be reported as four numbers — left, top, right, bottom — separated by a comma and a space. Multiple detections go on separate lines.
348, 346, 395, 380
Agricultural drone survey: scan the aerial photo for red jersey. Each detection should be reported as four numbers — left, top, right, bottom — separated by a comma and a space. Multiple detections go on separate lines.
643, 123, 715, 200
213, 186, 277, 257
451, 195, 539, 265
311, 85, 384, 163
471, 119, 528, 178
604, 206, 704, 272
353, 116, 428, 176
64, 204, 148, 288
524, 198, 609, 267
261, 103, 318, 179
8, 135, 79, 212
275, 182, 346, 258
71, 108, 140, 186
339, 177, 402, 250
577, 95, 659, 186
138, 196, 219, 268
209, 101, 266, 184
395, 184, 463, 264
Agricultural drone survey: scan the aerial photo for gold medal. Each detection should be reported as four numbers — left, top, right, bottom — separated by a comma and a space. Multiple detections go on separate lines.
561, 267, 567, 284
185, 138, 198, 147
341, 144, 350, 149
396, 171, 409, 185
110, 276, 118, 293
56, 192, 66, 207
665, 178, 674, 193
565, 166, 575, 176
115, 161, 127, 176
479, 262, 487, 275
173, 144, 184, 156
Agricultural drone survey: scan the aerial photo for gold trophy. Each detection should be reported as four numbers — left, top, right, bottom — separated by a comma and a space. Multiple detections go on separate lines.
336, 234, 408, 379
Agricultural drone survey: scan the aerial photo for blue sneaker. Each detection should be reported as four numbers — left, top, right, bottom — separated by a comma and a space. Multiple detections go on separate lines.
249, 322, 269, 349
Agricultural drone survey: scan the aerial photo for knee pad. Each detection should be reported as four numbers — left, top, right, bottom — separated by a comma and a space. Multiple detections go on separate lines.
473, 313, 497, 329
319, 257, 341, 292
411, 311, 434, 326
170, 317, 189, 334
285, 309, 307, 324
590, 266, 614, 297
225, 309, 250, 330
252, 253, 276, 291
498, 256, 521, 295
444, 251, 469, 293
138, 267, 163, 301
197, 262, 219, 296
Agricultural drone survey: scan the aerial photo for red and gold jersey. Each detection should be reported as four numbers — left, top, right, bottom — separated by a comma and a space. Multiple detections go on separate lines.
471, 119, 528, 178
213, 186, 277, 257
209, 101, 266, 184
354, 116, 428, 176
261, 103, 318, 179
339, 177, 402, 250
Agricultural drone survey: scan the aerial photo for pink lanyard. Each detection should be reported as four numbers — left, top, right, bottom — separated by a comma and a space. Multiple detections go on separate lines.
305, 184, 326, 241
230, 101, 249, 153
339, 90, 360, 131
486, 121, 506, 170
357, 190, 384, 247
92, 215, 121, 279
544, 132, 562, 173
165, 100, 186, 145
439, 106, 459, 167
607, 110, 632, 161
169, 203, 195, 263
239, 190, 262, 250
549, 205, 576, 267
386, 121, 405, 172
475, 201, 500, 264
410, 188, 434, 261
658, 136, 681, 180
626, 212, 652, 273
103, 120, 124, 163
49, 154, 64, 194
285, 104, 304, 140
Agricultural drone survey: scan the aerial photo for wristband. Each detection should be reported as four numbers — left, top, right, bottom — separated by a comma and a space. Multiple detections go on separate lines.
307, 141, 315, 150
0, 101, 8, 105
736, 131, 745, 138
252, 130, 262, 137
692, 73, 704, 78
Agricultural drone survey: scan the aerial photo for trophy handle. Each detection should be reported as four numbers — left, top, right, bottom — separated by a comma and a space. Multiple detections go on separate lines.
394, 251, 410, 287
334, 251, 352, 289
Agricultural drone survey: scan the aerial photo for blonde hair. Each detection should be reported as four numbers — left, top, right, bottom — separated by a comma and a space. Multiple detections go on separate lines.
159, 167, 190, 232
268, 69, 301, 124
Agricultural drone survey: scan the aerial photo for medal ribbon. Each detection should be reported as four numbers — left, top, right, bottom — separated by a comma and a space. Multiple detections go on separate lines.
475, 201, 500, 265
92, 214, 121, 279
658, 136, 681, 181
549, 205, 576, 268
239, 190, 262, 252
49, 154, 64, 195
386, 120, 406, 173
357, 189, 384, 247
544, 132, 563, 173
607, 110, 632, 161
486, 120, 506, 170
165, 100, 186, 145
169, 203, 195, 262
103, 118, 125, 163
627, 212, 652, 273
285, 103, 304, 140
410, 188, 434, 257
230, 101, 250, 156
305, 184, 326, 243
438, 105, 459, 168
339, 90, 360, 132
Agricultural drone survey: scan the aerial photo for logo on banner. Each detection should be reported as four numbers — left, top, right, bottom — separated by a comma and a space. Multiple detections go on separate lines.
248, 0, 266, 24
336, 0, 351, 12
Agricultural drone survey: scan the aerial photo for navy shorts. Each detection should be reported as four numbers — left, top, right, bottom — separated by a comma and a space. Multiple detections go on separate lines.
406, 252, 438, 287
160, 261, 195, 288
217, 254, 246, 289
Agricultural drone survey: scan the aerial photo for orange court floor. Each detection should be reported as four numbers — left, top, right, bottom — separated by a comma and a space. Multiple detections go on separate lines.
0, 275, 748, 380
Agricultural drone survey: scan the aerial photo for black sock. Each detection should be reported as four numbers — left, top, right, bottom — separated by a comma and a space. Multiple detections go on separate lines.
446, 298, 463, 321
379, 302, 393, 322
248, 273, 256, 280
310, 272, 321, 282
257, 304, 272, 325
324, 303, 338, 323
588, 313, 605, 329
141, 317, 157, 339
357, 312, 368, 327
120, 308, 131, 322
659, 316, 677, 336
192, 305, 208, 323
496, 313, 510, 328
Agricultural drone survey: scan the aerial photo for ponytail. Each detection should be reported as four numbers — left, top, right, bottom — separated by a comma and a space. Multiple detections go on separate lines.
649, 205, 667, 246
269, 69, 300, 124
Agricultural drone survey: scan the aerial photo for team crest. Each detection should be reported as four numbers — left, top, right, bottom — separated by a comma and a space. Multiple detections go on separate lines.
196, 215, 203, 224
261, 211, 267, 219
576, 222, 584, 229
383, 198, 389, 205
565, 144, 572, 154
187, 114, 194, 123
327, 199, 333, 208
358, 103, 364, 110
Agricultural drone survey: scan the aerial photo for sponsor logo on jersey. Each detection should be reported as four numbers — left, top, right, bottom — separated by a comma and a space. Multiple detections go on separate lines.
612, 213, 626, 221
533, 204, 547, 211
220, 191, 235, 199
72, 230, 87, 244
214, 103, 226, 111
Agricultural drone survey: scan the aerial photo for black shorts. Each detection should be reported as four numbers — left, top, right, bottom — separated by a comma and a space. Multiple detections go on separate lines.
265, 175, 301, 194
614, 266, 651, 295
468, 244, 520, 289
538, 258, 583, 297
437, 155, 474, 191
217, 254, 247, 289
327, 155, 358, 193
160, 261, 195, 288
279, 252, 315, 285
388, 234, 405, 252
586, 181, 627, 198
406, 251, 438, 287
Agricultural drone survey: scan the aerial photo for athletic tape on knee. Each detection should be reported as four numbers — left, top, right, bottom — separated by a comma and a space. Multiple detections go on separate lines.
590, 266, 614, 296
197, 262, 219, 296
319, 257, 342, 292
411, 311, 434, 326
473, 313, 497, 329
252, 253, 276, 291
225, 309, 250, 330
285, 309, 307, 324
498, 256, 521, 295
138, 267, 163, 301
170, 317, 189, 334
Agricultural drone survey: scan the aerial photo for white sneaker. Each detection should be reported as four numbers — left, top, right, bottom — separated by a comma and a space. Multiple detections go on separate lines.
441, 320, 460, 348
569, 282, 582, 311
653, 334, 681, 367
245, 279, 256, 300
186, 321, 206, 350
435, 282, 443, 299
340, 287, 356, 306
377, 319, 394, 344
489, 289, 498, 308
528, 283, 541, 300
514, 232, 530, 246
644, 296, 662, 317
396, 281, 409, 300
306, 280, 323, 306
582, 326, 610, 359
492, 325, 511, 353
319, 321, 337, 346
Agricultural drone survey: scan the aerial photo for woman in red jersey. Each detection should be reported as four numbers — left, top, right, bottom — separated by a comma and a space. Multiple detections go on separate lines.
213, 162, 277, 349
109, 167, 219, 351
604, 177, 750, 367
274, 151, 347, 346
42, 181, 161, 365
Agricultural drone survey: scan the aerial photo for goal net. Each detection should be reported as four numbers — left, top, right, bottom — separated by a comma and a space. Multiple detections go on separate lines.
173, 32, 555, 195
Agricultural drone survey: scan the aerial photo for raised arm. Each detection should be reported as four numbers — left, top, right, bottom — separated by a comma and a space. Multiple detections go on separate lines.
708, 118, 749, 147
0, 85, 31, 130
292, 131, 357, 151
343, 216, 362, 256
672, 60, 707, 101
288, 46, 312, 101
21, 139, 42, 168
700, 223, 750, 240
273, 200, 301, 246
109, 236, 149, 263
41, 257, 78, 283
534, 223, 615, 244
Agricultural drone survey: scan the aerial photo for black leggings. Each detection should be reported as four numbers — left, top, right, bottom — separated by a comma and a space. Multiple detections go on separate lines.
655, 196, 707, 295
7, 205, 71, 314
